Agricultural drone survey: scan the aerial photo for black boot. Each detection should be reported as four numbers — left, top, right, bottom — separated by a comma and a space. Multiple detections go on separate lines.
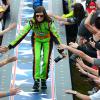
33, 79, 40, 92
41, 79, 47, 90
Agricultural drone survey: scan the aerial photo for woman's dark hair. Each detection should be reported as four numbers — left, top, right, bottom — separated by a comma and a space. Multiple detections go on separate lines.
94, 9, 100, 29
33, 6, 52, 25
73, 3, 85, 25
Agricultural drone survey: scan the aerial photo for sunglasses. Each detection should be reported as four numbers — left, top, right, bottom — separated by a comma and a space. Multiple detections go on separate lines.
36, 15, 44, 18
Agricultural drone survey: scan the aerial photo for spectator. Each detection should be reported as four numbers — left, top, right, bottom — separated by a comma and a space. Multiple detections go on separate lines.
65, 63, 100, 100
49, 3, 85, 25
49, 3, 85, 43
0, 0, 10, 45
76, 58, 98, 76
0, 5, 6, 45
0, 22, 16, 36
0, 20, 19, 98
65, 85, 100, 100
85, 9, 100, 42
75, 0, 97, 45
84, 9, 100, 54
86, 0, 97, 14
2, 0, 10, 30
0, 6, 5, 28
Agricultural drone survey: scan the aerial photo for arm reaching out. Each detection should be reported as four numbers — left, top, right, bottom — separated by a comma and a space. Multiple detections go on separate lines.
76, 58, 98, 76
85, 11, 97, 34
0, 87, 20, 98
0, 23, 16, 36
0, 56, 17, 67
65, 89, 90, 100
76, 62, 98, 80
58, 44, 94, 64
48, 12, 67, 21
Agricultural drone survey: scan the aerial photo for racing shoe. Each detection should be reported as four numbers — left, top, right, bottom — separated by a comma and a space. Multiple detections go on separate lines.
33, 79, 40, 92
41, 79, 47, 90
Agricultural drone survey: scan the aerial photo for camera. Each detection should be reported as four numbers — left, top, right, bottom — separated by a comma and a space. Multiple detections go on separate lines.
54, 55, 65, 63
54, 51, 67, 63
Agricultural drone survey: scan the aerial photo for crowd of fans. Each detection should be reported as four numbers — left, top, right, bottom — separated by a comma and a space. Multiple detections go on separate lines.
56, 0, 100, 100
48, 0, 100, 99
0, 0, 20, 98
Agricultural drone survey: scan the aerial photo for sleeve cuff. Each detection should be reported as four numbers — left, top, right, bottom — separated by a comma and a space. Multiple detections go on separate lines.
8, 44, 14, 50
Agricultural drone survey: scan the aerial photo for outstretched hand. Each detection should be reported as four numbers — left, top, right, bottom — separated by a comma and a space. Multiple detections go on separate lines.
57, 44, 67, 50
0, 46, 9, 53
8, 23, 17, 30
69, 42, 79, 49
9, 87, 21, 96
76, 58, 84, 67
65, 89, 77, 95
76, 62, 87, 75
7, 56, 17, 63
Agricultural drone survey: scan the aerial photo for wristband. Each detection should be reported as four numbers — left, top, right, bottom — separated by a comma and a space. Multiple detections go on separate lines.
6, 92, 11, 96
8, 44, 13, 50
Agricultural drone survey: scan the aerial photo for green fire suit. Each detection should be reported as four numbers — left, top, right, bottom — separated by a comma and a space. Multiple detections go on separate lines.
8, 18, 61, 80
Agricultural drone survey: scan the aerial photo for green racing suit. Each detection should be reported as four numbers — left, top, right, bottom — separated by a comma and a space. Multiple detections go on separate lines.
8, 18, 62, 80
